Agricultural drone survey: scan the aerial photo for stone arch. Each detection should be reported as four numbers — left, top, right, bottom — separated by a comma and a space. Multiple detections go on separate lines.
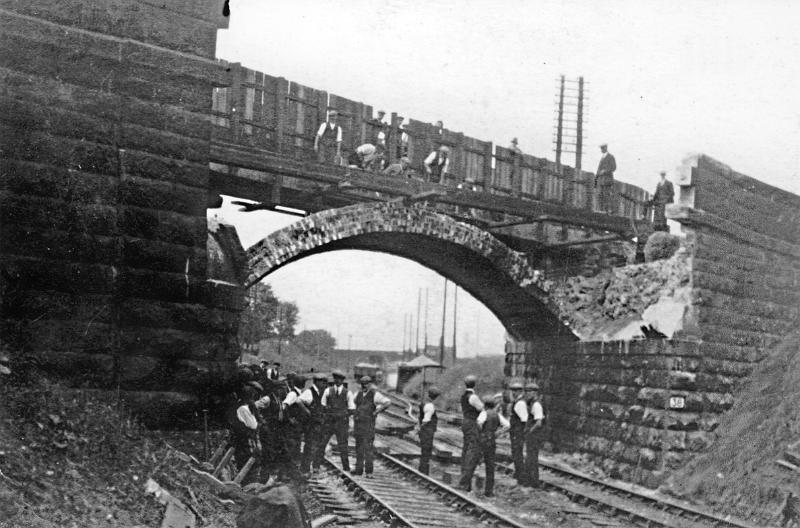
246, 202, 574, 341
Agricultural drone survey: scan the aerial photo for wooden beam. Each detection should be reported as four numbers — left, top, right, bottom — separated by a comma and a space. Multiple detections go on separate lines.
545, 234, 623, 248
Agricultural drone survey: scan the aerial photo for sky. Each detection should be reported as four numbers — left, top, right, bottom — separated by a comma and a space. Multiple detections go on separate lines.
212, 1, 800, 355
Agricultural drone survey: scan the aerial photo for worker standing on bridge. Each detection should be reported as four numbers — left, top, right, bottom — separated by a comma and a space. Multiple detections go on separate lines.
314, 109, 343, 165
509, 138, 524, 197
524, 382, 546, 488
508, 380, 529, 486
413, 385, 441, 475
651, 170, 674, 232
595, 143, 617, 214
457, 374, 484, 492
300, 373, 328, 475
425, 145, 451, 185
321, 369, 355, 472
476, 395, 510, 497
353, 375, 390, 478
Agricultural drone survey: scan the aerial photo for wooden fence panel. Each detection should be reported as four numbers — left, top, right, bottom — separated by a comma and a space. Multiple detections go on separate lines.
285, 82, 326, 160
460, 135, 491, 190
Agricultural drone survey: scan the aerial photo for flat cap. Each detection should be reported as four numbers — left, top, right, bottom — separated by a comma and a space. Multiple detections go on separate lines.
332, 369, 346, 378
509, 380, 524, 390
359, 375, 372, 384
464, 374, 477, 387
599, 142, 608, 147
525, 382, 540, 391
427, 386, 441, 397
313, 372, 329, 381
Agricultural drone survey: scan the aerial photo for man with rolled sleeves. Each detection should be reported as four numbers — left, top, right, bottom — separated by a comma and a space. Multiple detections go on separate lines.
524, 382, 546, 488
415, 386, 441, 475
476, 395, 510, 497
353, 375, 390, 477
314, 109, 343, 165
321, 369, 355, 472
300, 373, 328, 474
508, 380, 529, 485
457, 374, 484, 491
281, 374, 311, 480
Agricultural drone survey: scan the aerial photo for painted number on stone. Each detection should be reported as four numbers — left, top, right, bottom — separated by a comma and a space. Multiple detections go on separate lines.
669, 396, 685, 409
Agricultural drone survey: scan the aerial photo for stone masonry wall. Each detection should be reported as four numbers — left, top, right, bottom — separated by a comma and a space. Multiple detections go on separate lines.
0, 1, 242, 425
506, 155, 800, 489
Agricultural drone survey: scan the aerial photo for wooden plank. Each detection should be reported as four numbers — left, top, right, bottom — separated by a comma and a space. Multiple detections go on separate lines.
233, 457, 256, 485
212, 447, 235, 478
208, 441, 228, 466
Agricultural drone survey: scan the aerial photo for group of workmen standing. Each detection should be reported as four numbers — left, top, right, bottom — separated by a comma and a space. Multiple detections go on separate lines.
412, 375, 545, 497
228, 365, 390, 484
229, 364, 546, 497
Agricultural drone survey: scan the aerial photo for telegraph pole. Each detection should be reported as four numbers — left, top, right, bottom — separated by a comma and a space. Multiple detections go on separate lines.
555, 75, 565, 171
452, 285, 458, 364
423, 288, 429, 356
439, 279, 448, 366
415, 289, 422, 355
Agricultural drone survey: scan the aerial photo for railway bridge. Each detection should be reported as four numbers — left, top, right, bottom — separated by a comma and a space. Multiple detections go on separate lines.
2, 1, 800, 488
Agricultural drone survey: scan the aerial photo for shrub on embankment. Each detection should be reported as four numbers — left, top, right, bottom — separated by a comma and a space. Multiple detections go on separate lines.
401, 355, 506, 412
662, 331, 800, 525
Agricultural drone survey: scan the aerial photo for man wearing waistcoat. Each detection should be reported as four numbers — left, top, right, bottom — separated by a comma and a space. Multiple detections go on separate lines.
314, 110, 343, 165
595, 143, 617, 214
508, 380, 529, 485
353, 375, 390, 477
524, 382, 546, 488
424, 145, 451, 185
321, 369, 355, 472
457, 374, 484, 491
300, 373, 328, 474
476, 395, 510, 497
414, 386, 441, 475
652, 170, 675, 232
281, 375, 311, 480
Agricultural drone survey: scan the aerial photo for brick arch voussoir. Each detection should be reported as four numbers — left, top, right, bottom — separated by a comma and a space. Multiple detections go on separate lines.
245, 202, 547, 293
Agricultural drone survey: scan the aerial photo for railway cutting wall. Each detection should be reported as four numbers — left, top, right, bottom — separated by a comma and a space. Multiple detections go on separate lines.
508, 155, 800, 487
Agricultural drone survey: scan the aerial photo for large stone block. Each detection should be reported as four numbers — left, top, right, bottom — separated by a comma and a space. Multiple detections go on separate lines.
118, 176, 208, 216
0, 159, 119, 206
118, 206, 206, 246
122, 237, 206, 274
0, 255, 117, 295
1, 224, 119, 265
116, 267, 206, 304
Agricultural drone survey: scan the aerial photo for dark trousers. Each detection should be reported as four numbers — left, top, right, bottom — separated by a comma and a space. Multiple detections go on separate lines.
596, 173, 615, 213
419, 426, 435, 475
317, 140, 338, 165
510, 429, 527, 485
457, 420, 481, 490
653, 203, 669, 231
301, 421, 325, 472
525, 433, 542, 486
321, 417, 350, 471
354, 421, 376, 475
280, 423, 303, 481
480, 440, 496, 495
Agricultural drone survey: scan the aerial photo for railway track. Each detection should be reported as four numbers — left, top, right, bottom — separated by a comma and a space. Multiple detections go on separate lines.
321, 450, 538, 528
383, 392, 758, 528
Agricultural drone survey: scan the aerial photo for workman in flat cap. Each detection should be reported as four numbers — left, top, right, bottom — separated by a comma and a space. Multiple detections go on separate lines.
410, 385, 442, 475
524, 382, 546, 488
595, 142, 617, 214
457, 374, 484, 491
352, 375, 390, 477
321, 369, 355, 472
508, 380, 529, 485
300, 373, 329, 474
651, 170, 675, 231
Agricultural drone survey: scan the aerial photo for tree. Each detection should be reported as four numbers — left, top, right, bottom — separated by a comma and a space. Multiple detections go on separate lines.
274, 302, 298, 340
293, 329, 337, 364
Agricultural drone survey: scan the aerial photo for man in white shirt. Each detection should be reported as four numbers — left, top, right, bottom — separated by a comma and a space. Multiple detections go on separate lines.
353, 375, 390, 477
321, 369, 355, 471
524, 382, 546, 488
301, 373, 328, 474
457, 374, 484, 491
348, 143, 385, 171
475, 395, 510, 497
508, 380, 529, 485
424, 145, 451, 185
412, 386, 441, 475
282, 375, 310, 480
314, 110, 343, 165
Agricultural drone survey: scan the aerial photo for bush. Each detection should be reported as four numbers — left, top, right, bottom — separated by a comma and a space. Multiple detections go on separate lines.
644, 232, 680, 262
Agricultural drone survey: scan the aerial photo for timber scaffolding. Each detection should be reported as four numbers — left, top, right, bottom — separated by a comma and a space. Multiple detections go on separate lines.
207, 61, 653, 250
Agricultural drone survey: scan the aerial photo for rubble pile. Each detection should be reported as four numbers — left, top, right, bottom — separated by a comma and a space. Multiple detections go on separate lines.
548, 244, 691, 340
0, 373, 237, 528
